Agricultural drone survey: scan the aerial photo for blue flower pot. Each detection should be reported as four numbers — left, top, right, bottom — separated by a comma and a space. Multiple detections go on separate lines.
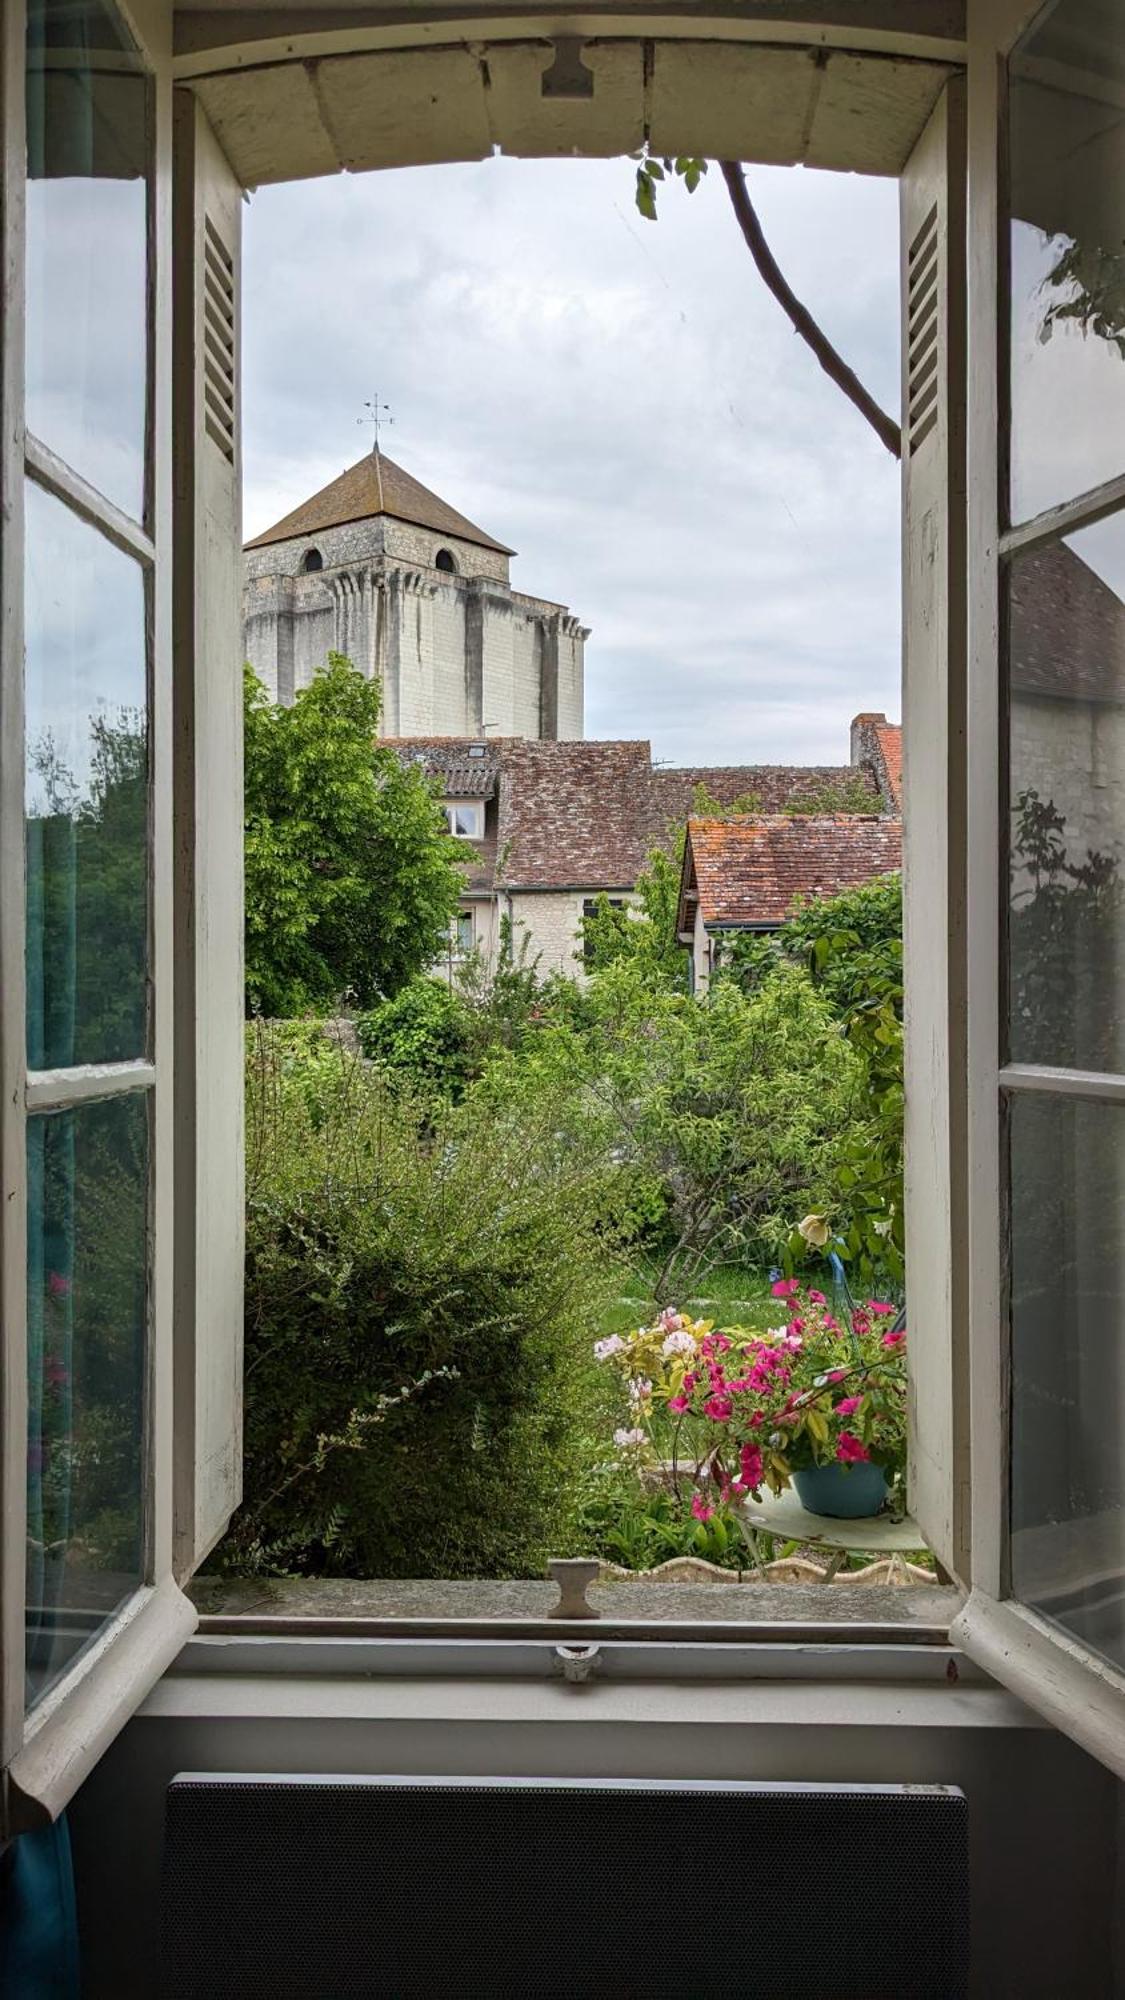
793, 1462, 890, 1520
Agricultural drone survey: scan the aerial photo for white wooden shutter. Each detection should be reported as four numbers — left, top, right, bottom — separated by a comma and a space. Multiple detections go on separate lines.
900, 78, 970, 1584
171, 92, 244, 1576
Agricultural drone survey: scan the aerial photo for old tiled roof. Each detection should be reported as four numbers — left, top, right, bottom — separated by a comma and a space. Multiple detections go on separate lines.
499, 740, 655, 888
1010, 540, 1125, 706
649, 762, 878, 836
245, 450, 515, 556
389, 737, 502, 799
388, 740, 898, 901
681, 815, 903, 930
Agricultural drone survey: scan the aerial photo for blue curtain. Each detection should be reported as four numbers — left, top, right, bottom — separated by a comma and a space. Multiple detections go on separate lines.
0, 1819, 80, 1999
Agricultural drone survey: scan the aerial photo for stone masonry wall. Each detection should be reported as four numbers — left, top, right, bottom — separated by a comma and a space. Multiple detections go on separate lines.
243, 512, 585, 739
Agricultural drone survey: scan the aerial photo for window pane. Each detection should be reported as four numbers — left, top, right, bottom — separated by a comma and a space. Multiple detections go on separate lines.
1010, 1093, 1125, 1674
1008, 0, 1125, 523
1008, 512, 1125, 1071
26, 1092, 148, 1708
25, 480, 149, 1068
26, 0, 148, 519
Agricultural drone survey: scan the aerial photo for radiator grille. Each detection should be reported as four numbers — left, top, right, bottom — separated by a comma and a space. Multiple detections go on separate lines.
202, 214, 235, 463
907, 201, 940, 456
161, 1775, 969, 1998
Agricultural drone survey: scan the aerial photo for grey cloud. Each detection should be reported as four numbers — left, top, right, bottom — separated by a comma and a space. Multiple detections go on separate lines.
243, 155, 901, 764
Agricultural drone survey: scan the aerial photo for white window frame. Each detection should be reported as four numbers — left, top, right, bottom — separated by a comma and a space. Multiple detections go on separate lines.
0, 0, 198, 1834
949, 0, 1125, 1779
446, 798, 484, 840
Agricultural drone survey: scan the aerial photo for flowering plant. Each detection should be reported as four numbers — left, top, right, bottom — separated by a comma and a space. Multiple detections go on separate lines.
594, 1278, 906, 1515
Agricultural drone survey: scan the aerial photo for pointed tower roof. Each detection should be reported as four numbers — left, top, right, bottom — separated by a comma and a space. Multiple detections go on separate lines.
244, 450, 515, 556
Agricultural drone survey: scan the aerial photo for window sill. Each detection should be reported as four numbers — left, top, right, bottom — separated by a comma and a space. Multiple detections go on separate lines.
189, 1574, 959, 1643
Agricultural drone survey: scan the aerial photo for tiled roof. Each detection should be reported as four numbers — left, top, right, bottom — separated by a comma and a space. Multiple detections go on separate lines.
245, 450, 514, 556
681, 815, 903, 930
1009, 540, 1125, 706
649, 762, 878, 836
499, 740, 656, 888
389, 737, 502, 799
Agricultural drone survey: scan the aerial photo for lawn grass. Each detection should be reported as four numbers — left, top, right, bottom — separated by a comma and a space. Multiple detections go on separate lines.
603, 1259, 786, 1337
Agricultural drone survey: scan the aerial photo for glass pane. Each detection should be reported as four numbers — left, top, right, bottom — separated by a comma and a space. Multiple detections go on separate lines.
1008, 511, 1125, 1071
26, 0, 148, 520
1010, 1093, 1125, 1674
1008, 0, 1125, 523
26, 1092, 148, 1708
25, 480, 149, 1068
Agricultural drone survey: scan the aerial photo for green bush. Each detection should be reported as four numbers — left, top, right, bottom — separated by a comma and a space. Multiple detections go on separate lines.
356, 978, 473, 1098
219, 1024, 622, 1579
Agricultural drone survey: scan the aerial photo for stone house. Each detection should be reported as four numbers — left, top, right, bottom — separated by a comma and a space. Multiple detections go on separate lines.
244, 448, 587, 739
677, 813, 904, 993
394, 724, 898, 981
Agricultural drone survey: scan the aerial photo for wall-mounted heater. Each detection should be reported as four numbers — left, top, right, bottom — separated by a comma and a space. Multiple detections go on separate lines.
161, 1773, 969, 1998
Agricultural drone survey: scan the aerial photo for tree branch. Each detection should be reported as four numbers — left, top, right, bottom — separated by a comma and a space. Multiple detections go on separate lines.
719, 161, 902, 461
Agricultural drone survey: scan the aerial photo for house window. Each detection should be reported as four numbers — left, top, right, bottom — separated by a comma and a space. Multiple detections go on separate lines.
445, 800, 484, 839
582, 897, 625, 964
454, 911, 473, 955
435, 547, 457, 573
301, 548, 323, 572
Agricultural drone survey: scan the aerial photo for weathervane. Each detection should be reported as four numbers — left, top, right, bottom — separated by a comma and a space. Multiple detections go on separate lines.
359, 394, 394, 456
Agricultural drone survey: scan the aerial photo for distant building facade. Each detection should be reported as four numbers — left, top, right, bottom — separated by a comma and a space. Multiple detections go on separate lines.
244, 450, 586, 740
394, 721, 900, 984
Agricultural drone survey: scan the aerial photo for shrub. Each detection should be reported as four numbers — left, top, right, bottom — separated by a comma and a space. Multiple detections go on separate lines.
356, 978, 473, 1098
219, 1024, 622, 1579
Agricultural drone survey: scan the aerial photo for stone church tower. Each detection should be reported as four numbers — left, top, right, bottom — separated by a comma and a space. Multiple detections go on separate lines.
243, 450, 586, 739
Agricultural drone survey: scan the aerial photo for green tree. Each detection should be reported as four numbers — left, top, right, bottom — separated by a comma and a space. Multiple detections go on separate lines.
243, 655, 466, 1014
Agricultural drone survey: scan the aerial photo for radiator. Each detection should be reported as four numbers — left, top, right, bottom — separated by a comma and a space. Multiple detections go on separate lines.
160, 1773, 969, 1998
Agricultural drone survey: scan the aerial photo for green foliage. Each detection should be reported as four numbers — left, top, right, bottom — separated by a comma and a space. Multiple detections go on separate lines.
633, 148, 707, 221
717, 872, 904, 1287
243, 656, 465, 1015
476, 955, 866, 1301
783, 772, 879, 816
1040, 236, 1125, 360
1009, 788, 1122, 1070
222, 1025, 623, 1579
356, 978, 473, 1098
581, 843, 688, 990
27, 706, 147, 1064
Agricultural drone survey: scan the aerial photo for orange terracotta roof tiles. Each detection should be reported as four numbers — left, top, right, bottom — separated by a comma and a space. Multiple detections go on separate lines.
681, 815, 903, 930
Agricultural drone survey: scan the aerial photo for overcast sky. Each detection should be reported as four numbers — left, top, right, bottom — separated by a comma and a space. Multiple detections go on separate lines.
243, 156, 901, 766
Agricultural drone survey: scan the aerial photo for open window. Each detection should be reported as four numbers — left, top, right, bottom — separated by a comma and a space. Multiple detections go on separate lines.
950, 0, 1125, 1778
0, 0, 242, 1831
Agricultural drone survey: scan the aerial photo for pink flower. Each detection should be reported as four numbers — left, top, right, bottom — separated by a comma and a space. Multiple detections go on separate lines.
827, 1368, 848, 1382
835, 1395, 862, 1416
658, 1307, 682, 1332
808, 1289, 826, 1305
667, 1394, 690, 1414
740, 1443, 764, 1487
852, 1311, 870, 1337
691, 1494, 715, 1523
703, 1395, 733, 1422
867, 1300, 895, 1315
682, 1372, 697, 1392
771, 1278, 800, 1298
836, 1431, 871, 1463
823, 1314, 841, 1333
882, 1329, 906, 1349
47, 1271, 71, 1300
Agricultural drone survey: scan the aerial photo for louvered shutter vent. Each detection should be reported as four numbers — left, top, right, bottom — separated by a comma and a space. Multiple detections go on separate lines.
203, 214, 236, 463
906, 201, 939, 455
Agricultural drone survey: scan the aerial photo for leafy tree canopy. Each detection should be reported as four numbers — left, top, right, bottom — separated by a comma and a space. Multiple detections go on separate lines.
243, 655, 466, 1014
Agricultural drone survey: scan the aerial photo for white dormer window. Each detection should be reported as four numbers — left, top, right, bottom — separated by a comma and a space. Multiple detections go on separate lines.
445, 800, 484, 840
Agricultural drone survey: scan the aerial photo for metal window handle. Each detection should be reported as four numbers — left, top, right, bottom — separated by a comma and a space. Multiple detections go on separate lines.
547, 1558, 601, 1619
